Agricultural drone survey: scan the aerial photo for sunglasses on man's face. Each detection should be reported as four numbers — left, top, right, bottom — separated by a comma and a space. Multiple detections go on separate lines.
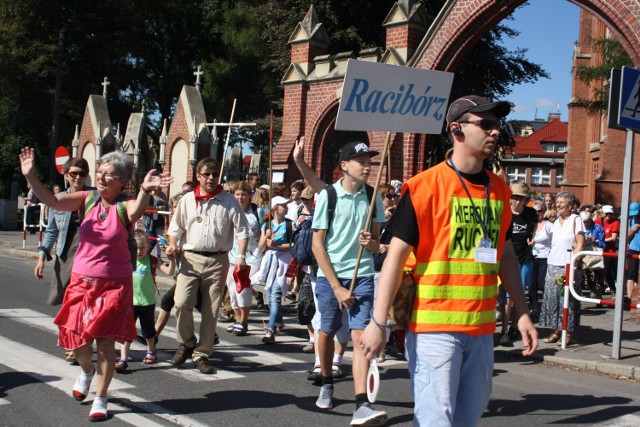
385, 194, 397, 200
458, 118, 501, 132
67, 171, 88, 178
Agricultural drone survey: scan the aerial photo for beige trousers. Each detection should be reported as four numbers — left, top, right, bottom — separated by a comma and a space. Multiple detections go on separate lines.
174, 251, 229, 360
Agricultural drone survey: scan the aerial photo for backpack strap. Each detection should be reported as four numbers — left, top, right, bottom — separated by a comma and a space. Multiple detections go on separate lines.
326, 184, 337, 228
113, 194, 132, 230
250, 202, 259, 219
82, 190, 101, 221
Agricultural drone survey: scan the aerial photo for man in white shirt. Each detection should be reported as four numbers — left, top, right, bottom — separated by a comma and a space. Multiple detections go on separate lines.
286, 181, 305, 222
166, 158, 249, 374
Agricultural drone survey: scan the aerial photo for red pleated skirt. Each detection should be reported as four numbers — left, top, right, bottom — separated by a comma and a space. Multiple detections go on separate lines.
54, 272, 137, 350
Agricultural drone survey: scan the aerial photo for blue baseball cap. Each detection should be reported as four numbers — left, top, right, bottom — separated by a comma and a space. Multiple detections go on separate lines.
630, 202, 640, 216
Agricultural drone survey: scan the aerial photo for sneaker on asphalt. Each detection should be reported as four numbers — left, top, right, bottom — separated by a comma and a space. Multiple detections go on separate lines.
255, 291, 265, 309
351, 402, 387, 426
227, 322, 240, 333
285, 291, 296, 301
276, 322, 285, 334
214, 333, 220, 345
194, 357, 215, 375
499, 332, 512, 347
262, 328, 276, 344
315, 384, 334, 409
302, 341, 315, 353
234, 323, 248, 336
171, 345, 194, 366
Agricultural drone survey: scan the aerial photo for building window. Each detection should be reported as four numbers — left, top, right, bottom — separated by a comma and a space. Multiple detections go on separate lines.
555, 168, 564, 187
506, 167, 527, 184
531, 167, 551, 186
541, 142, 567, 152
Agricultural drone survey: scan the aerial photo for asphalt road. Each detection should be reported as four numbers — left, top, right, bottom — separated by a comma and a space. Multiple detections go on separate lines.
0, 254, 639, 426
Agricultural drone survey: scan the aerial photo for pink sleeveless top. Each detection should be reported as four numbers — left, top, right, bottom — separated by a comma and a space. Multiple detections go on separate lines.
72, 191, 133, 278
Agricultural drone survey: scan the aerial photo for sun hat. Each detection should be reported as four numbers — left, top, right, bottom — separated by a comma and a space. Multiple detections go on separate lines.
270, 196, 289, 209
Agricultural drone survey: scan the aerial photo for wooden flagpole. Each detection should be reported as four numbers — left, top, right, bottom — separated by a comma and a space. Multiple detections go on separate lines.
217, 98, 237, 184
267, 107, 274, 227
348, 132, 392, 296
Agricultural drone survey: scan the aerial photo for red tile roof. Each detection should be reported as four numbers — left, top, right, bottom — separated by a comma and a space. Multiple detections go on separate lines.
508, 119, 567, 156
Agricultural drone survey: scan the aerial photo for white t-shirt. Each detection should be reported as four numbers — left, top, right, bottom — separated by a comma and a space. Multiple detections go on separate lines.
285, 200, 303, 223
547, 213, 585, 266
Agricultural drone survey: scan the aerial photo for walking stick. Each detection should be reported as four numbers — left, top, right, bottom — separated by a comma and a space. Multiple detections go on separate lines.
267, 107, 274, 227
348, 132, 392, 296
217, 98, 237, 185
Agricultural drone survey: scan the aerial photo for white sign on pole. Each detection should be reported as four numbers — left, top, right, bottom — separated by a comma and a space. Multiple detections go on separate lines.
335, 59, 454, 134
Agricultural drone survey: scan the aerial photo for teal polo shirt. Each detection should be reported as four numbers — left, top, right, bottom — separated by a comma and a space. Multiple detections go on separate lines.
312, 179, 385, 278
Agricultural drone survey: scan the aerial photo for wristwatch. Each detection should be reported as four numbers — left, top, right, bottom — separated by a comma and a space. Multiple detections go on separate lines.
238, 254, 246, 259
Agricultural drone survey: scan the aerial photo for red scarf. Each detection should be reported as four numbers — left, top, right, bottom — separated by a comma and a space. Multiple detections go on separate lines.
194, 184, 223, 207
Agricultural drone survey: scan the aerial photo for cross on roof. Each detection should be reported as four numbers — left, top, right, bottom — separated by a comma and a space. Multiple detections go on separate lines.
194, 65, 204, 91
101, 77, 110, 98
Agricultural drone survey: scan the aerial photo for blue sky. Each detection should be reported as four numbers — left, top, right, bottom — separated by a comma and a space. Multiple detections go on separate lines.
501, 1, 581, 121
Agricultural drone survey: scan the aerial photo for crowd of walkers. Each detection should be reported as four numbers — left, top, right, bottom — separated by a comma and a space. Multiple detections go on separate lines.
20, 94, 640, 426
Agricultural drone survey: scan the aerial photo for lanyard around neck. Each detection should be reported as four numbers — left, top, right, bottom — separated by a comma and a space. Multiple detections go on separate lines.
449, 157, 491, 240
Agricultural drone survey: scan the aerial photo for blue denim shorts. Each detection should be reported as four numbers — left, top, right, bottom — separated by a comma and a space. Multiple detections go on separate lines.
315, 276, 374, 333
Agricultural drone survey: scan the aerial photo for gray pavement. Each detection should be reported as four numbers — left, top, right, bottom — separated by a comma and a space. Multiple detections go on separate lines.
2, 229, 639, 381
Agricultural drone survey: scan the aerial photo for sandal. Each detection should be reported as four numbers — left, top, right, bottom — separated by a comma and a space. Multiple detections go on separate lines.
332, 363, 345, 379
115, 359, 128, 372
543, 331, 560, 343
307, 365, 321, 383
142, 351, 157, 364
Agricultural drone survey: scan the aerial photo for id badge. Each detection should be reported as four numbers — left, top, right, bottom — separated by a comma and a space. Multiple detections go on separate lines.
475, 238, 496, 263
475, 247, 497, 264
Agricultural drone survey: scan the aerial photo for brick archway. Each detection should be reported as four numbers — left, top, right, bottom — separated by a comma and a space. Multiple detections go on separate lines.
411, 0, 640, 71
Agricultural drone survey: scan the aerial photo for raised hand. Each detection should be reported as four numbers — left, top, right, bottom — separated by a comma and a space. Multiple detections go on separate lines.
19, 147, 36, 177
292, 135, 305, 163
141, 169, 174, 193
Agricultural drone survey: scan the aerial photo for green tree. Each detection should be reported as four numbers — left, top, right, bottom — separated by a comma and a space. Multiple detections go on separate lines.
573, 37, 632, 114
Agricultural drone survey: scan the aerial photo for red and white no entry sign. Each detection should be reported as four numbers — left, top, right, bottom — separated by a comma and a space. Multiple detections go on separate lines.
54, 146, 70, 175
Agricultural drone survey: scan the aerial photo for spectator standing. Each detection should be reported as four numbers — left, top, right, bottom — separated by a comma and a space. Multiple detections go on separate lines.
539, 191, 585, 346
599, 205, 620, 295
360, 95, 537, 426
581, 211, 606, 300
166, 157, 249, 375
498, 180, 538, 346
625, 202, 640, 300
247, 173, 260, 198
531, 200, 553, 319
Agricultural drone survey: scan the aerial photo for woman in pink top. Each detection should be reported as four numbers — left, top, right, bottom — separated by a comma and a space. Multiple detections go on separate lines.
19, 148, 172, 422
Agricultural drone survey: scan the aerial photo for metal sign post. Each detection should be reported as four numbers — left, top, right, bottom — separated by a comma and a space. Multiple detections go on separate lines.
610, 66, 640, 360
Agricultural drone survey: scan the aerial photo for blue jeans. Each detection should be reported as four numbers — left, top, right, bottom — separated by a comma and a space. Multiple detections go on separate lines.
406, 331, 493, 426
267, 282, 283, 330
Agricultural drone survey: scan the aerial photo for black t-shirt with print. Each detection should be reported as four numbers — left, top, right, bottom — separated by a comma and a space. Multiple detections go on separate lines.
510, 206, 538, 264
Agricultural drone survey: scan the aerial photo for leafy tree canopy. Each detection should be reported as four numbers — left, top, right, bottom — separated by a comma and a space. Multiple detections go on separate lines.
0, 0, 548, 197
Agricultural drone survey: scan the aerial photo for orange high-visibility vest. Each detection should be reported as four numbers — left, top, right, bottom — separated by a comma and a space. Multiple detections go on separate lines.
404, 161, 512, 336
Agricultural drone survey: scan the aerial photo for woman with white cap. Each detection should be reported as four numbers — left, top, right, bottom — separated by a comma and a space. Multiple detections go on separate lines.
257, 196, 293, 343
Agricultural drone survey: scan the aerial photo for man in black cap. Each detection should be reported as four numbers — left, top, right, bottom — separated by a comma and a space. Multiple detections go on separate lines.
361, 95, 538, 426
311, 141, 387, 425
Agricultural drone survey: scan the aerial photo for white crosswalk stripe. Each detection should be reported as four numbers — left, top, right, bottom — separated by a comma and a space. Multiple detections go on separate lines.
0, 307, 327, 425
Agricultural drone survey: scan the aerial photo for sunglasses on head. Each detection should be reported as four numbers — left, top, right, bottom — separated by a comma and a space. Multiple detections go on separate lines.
67, 170, 88, 178
458, 118, 501, 131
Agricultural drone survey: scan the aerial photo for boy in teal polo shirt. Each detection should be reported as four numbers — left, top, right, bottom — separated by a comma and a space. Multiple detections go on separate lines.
311, 141, 387, 426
